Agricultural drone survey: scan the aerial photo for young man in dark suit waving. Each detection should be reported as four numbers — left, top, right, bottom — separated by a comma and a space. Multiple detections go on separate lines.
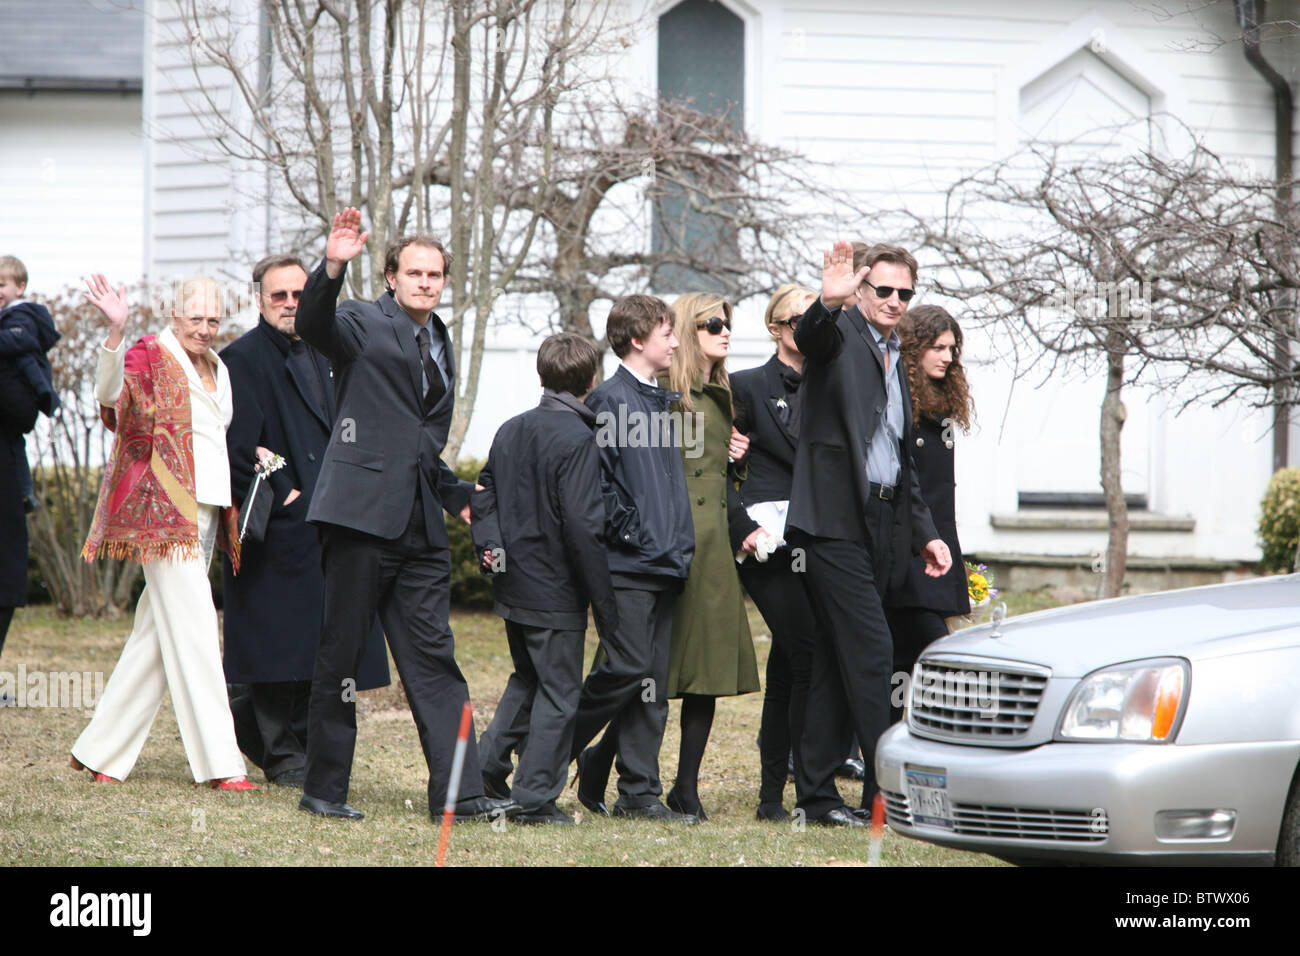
295, 206, 517, 823
787, 240, 952, 826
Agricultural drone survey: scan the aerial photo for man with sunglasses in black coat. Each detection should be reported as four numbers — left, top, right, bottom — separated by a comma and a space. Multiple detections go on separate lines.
786, 240, 952, 827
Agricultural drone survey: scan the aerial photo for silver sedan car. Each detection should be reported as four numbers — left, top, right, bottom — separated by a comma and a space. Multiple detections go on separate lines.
875, 573, 1300, 865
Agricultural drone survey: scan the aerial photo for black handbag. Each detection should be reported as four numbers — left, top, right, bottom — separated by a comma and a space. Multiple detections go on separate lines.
237, 456, 286, 543
237, 476, 273, 543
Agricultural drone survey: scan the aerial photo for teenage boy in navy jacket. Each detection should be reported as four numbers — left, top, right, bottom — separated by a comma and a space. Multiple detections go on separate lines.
567, 294, 696, 823
472, 333, 620, 825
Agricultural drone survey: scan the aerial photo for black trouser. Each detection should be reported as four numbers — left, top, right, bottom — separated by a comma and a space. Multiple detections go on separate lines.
229, 680, 310, 780
0, 606, 13, 659
738, 552, 818, 806
885, 606, 951, 726
790, 494, 896, 818
477, 621, 585, 810
305, 496, 482, 810
478, 682, 526, 783
569, 586, 676, 809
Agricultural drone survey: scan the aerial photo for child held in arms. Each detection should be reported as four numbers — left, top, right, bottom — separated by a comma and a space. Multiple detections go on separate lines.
0, 255, 61, 513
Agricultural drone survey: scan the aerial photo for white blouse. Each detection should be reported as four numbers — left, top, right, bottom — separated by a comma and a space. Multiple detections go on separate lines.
96, 327, 233, 508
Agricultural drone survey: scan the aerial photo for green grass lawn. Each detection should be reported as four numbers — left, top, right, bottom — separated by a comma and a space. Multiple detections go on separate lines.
0, 590, 1079, 867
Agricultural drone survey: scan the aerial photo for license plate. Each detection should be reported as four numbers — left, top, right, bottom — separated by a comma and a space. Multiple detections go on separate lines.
906, 767, 953, 830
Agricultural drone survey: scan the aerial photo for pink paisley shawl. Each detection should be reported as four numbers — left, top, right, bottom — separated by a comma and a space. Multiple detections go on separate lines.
81, 335, 240, 572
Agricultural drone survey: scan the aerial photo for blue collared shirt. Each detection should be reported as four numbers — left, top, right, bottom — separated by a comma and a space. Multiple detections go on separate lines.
865, 321, 903, 486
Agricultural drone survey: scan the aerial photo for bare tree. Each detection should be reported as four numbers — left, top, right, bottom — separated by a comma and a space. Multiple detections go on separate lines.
904, 120, 1300, 596
173, 0, 631, 458
170, 2, 839, 457
503, 99, 840, 342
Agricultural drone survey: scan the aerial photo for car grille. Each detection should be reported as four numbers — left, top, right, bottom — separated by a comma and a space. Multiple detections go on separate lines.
883, 791, 1107, 843
908, 658, 1049, 741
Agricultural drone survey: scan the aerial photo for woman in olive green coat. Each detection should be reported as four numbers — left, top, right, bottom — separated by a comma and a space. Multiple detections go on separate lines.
662, 293, 763, 821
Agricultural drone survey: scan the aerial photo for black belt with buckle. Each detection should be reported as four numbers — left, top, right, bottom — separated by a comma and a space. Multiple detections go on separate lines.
870, 481, 895, 501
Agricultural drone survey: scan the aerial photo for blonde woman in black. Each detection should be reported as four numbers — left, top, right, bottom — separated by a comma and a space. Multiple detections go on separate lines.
731, 284, 823, 821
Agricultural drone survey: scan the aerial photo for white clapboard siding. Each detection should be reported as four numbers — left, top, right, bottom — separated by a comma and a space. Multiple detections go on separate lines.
146, 0, 265, 279
0, 91, 144, 294
128, 0, 1295, 565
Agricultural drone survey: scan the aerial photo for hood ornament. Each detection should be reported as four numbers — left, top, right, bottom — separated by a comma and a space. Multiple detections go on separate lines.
989, 601, 1007, 638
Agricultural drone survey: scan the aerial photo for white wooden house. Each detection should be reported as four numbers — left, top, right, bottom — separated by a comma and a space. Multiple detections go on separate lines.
9, 0, 1299, 585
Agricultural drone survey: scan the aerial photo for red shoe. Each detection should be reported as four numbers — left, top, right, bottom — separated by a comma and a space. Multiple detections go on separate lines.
68, 755, 122, 783
209, 776, 260, 792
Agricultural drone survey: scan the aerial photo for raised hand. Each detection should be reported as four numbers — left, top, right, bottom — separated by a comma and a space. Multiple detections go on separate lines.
821, 240, 870, 311
324, 207, 370, 278
84, 274, 130, 350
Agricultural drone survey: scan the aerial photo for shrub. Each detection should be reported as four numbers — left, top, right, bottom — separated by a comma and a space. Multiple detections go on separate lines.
1258, 467, 1300, 573
448, 457, 494, 610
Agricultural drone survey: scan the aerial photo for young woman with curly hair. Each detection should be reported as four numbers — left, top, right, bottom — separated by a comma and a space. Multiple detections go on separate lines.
886, 304, 975, 723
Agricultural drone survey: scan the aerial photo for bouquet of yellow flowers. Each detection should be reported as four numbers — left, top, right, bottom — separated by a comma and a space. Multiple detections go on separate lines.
966, 560, 997, 605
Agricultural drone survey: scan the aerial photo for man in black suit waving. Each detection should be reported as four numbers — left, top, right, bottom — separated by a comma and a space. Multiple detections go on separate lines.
787, 240, 952, 826
295, 207, 517, 823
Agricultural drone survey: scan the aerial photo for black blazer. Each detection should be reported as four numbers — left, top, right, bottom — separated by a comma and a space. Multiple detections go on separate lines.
731, 355, 797, 505
470, 391, 619, 639
219, 317, 390, 688
886, 415, 970, 615
296, 259, 472, 545
787, 298, 939, 588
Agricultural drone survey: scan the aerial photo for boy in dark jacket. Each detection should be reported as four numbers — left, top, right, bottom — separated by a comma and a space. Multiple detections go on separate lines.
472, 333, 620, 824
567, 294, 696, 822
0, 256, 61, 513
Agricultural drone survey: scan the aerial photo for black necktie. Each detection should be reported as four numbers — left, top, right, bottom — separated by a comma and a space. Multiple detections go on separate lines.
415, 325, 445, 411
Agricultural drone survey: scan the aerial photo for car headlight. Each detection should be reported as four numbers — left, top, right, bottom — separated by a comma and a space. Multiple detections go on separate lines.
1057, 658, 1189, 742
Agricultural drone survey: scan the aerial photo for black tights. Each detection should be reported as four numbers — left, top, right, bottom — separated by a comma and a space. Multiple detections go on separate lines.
671, 694, 715, 811
580, 693, 716, 813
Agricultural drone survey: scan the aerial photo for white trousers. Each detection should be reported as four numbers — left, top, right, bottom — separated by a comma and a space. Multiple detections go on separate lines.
71, 505, 246, 782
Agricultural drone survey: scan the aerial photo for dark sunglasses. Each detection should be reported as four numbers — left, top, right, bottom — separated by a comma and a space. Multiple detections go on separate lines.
267, 289, 303, 304
696, 316, 731, 335
771, 316, 799, 330
862, 279, 915, 303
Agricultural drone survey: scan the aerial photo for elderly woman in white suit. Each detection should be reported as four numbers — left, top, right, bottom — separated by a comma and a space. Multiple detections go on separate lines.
68, 276, 255, 791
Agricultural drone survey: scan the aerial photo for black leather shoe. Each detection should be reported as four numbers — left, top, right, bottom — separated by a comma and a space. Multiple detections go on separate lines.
513, 803, 576, 826
755, 801, 790, 823
269, 767, 307, 788
665, 787, 708, 822
573, 748, 610, 816
836, 757, 867, 781
611, 801, 698, 825
451, 796, 522, 822
482, 769, 511, 800
299, 794, 364, 820
810, 806, 868, 828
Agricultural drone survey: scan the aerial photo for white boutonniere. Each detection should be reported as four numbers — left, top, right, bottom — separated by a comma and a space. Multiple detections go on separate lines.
239, 453, 288, 542
256, 453, 287, 476
775, 397, 787, 410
